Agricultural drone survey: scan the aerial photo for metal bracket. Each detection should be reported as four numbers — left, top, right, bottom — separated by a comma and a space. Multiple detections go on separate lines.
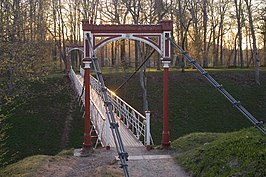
110, 122, 119, 129
233, 101, 241, 107
256, 121, 264, 127
119, 152, 129, 160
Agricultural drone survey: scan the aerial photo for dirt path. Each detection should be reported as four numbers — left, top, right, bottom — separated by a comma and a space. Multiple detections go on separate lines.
35, 147, 190, 177
126, 147, 189, 177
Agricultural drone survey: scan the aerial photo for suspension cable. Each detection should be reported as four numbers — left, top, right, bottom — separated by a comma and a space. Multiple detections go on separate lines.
169, 37, 266, 136
86, 34, 130, 177
115, 49, 156, 92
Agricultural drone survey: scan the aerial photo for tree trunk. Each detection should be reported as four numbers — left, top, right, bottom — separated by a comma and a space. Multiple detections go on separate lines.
111, 42, 115, 66
264, 32, 266, 66
233, 35, 238, 67
128, 40, 131, 67
121, 39, 126, 69
245, 25, 249, 68
178, 0, 185, 71
155, 0, 162, 70
202, 0, 208, 67
190, 3, 201, 65
244, 0, 260, 85
211, 2, 218, 67
137, 43, 149, 112
264, 25, 266, 66
234, 0, 244, 68
140, 64, 149, 112
52, 0, 57, 66
135, 41, 139, 69
218, 7, 225, 66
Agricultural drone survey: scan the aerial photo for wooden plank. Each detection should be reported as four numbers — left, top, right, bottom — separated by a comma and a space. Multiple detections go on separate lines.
109, 120, 143, 147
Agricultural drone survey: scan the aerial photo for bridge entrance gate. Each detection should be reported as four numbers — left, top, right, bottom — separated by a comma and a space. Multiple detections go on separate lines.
82, 20, 173, 147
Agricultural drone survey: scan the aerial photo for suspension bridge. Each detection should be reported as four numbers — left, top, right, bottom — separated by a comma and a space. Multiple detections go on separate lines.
66, 20, 266, 177
69, 66, 152, 149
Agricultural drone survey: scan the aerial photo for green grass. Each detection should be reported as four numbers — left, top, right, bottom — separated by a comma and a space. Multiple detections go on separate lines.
171, 132, 222, 153
1, 68, 266, 176
172, 128, 266, 177
104, 69, 266, 144
0, 155, 48, 177
0, 149, 75, 177
0, 74, 83, 167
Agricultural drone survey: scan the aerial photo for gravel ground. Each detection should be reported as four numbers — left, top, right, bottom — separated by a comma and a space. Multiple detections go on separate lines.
35, 146, 190, 177
126, 147, 189, 177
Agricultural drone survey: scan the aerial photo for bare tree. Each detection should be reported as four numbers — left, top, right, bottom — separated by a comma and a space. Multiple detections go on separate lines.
244, 0, 260, 85
174, 0, 191, 71
202, 0, 208, 67
234, 0, 244, 68
188, 0, 202, 65
83, 0, 99, 21
258, 5, 266, 66
0, 0, 54, 99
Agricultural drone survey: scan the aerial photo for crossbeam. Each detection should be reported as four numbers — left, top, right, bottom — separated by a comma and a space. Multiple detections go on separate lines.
82, 20, 172, 33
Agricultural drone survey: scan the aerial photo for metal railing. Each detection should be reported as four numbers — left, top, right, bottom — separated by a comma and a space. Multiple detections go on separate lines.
74, 67, 153, 146
89, 73, 153, 146
80, 68, 153, 145
69, 67, 108, 148
69, 67, 84, 98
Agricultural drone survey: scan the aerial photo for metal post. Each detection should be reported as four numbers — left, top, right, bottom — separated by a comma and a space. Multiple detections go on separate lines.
161, 60, 171, 148
83, 58, 93, 150
145, 111, 151, 150
105, 116, 111, 150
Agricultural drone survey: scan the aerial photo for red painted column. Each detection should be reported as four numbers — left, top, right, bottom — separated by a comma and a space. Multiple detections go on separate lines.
162, 60, 171, 148
83, 58, 92, 150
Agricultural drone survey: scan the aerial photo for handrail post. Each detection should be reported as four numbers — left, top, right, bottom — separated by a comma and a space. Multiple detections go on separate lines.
105, 116, 111, 150
145, 111, 151, 150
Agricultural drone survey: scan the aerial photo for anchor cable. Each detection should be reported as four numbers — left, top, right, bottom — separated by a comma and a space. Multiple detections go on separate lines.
115, 49, 156, 92
86, 34, 130, 177
169, 37, 266, 136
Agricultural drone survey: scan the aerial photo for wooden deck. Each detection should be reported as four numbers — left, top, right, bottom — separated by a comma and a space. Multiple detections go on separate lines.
110, 120, 143, 147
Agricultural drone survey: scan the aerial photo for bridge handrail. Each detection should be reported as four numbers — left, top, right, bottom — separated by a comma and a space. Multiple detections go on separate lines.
80, 67, 145, 120
89, 73, 152, 145
80, 66, 84, 77
90, 93, 110, 147
111, 93, 146, 141
80, 66, 153, 145
70, 67, 83, 97
91, 97, 106, 121
70, 67, 110, 147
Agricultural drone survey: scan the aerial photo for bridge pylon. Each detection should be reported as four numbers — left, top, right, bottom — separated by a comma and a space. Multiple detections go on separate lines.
74, 57, 93, 156
161, 59, 171, 148
83, 58, 93, 150
82, 20, 173, 149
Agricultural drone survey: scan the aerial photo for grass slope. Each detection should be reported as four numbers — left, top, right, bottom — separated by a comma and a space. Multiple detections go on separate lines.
0, 155, 48, 177
104, 69, 266, 144
172, 128, 266, 177
1, 69, 265, 176
0, 73, 83, 167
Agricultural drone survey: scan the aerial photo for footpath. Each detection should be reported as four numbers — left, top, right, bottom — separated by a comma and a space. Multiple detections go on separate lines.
35, 146, 190, 177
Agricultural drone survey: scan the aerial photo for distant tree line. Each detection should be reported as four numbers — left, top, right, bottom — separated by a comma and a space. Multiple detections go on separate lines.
1, 0, 266, 100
